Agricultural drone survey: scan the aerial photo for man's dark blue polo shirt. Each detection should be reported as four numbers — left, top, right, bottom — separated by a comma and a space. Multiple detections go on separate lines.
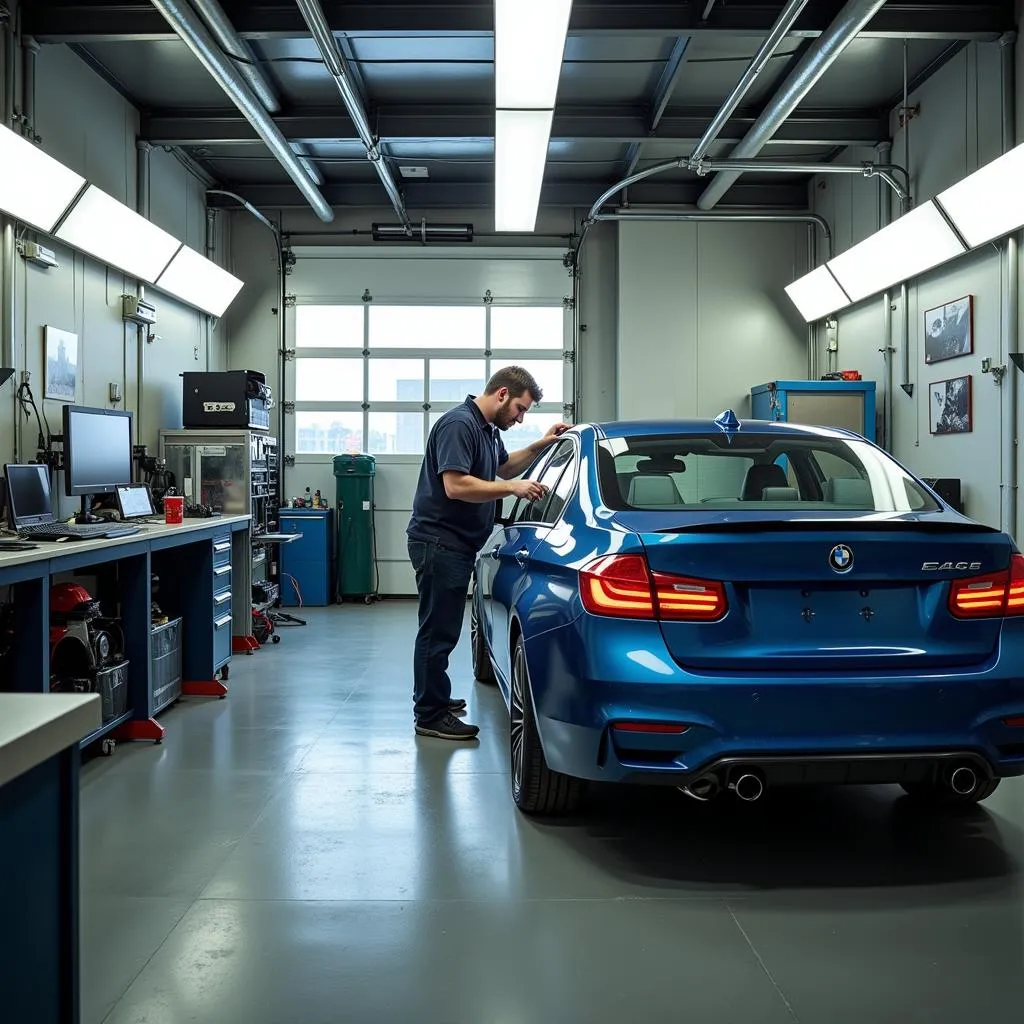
408, 395, 509, 554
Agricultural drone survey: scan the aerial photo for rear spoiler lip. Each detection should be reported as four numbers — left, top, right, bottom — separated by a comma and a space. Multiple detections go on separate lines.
640, 518, 1002, 536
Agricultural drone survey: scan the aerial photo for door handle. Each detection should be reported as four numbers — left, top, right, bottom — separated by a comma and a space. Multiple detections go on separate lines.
515, 546, 529, 566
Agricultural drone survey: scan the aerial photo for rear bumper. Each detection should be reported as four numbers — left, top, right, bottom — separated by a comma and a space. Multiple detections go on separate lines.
523, 617, 1024, 785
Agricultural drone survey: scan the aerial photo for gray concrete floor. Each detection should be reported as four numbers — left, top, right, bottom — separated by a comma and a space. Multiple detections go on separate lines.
80, 603, 1024, 1024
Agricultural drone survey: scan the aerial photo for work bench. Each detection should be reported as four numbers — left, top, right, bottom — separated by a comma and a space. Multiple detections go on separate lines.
0, 515, 251, 1023
0, 514, 251, 748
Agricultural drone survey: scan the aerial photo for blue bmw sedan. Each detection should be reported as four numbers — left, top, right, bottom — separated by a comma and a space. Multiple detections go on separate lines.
471, 412, 1024, 816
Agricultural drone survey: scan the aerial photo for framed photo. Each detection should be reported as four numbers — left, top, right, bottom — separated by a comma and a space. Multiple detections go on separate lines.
929, 374, 972, 435
924, 295, 973, 364
43, 326, 78, 401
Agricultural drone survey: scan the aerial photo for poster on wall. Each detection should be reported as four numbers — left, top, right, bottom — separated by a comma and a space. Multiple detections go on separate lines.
924, 295, 973, 364
43, 326, 78, 401
929, 374, 972, 435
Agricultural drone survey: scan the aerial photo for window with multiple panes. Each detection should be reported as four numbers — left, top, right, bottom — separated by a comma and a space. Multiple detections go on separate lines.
292, 302, 570, 456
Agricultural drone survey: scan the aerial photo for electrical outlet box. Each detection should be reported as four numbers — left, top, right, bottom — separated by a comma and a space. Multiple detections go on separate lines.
109, 382, 122, 403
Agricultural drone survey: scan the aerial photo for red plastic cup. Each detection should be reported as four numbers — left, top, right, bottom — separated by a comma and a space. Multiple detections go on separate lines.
164, 495, 184, 524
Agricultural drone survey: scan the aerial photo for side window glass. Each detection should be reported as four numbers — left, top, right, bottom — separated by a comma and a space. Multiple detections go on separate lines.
540, 450, 578, 524
520, 441, 574, 524
508, 447, 556, 523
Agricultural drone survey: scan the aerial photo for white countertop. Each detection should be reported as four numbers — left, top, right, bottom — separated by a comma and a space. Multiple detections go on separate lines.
0, 514, 251, 568
0, 693, 102, 787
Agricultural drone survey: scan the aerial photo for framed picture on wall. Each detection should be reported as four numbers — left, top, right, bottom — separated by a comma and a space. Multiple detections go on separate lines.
43, 326, 78, 402
929, 374, 972, 435
924, 295, 973, 364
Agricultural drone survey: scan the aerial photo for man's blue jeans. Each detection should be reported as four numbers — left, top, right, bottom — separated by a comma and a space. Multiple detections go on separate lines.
408, 537, 475, 723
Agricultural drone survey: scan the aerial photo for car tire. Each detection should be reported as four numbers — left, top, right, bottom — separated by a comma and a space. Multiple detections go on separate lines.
899, 776, 1001, 805
470, 582, 496, 685
510, 633, 584, 816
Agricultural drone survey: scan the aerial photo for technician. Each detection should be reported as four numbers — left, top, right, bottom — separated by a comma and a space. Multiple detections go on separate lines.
407, 365, 568, 740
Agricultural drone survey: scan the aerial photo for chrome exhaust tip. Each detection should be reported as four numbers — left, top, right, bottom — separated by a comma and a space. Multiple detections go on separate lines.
679, 773, 721, 802
730, 771, 765, 802
950, 765, 978, 796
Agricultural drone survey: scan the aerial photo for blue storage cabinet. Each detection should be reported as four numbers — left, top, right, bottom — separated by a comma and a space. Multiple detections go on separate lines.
279, 508, 334, 606
750, 379, 877, 442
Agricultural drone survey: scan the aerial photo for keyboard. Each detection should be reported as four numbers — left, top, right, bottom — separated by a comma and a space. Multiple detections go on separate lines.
19, 522, 141, 540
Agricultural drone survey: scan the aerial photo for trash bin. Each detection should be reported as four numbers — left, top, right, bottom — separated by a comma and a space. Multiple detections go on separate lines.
333, 454, 377, 602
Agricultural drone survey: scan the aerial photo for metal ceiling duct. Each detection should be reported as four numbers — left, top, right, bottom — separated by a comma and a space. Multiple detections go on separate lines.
150, 0, 333, 222
294, 0, 410, 229
697, 0, 888, 209
190, 0, 324, 186
690, 0, 811, 165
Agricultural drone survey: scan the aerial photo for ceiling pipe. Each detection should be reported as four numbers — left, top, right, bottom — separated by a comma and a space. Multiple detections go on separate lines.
594, 208, 833, 261
697, 0, 888, 210
190, 0, 324, 187
690, 0, 811, 165
694, 158, 910, 203
293, 0, 410, 230
150, 0, 333, 222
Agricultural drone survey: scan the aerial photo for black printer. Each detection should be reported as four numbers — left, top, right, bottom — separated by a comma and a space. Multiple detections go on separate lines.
182, 370, 273, 431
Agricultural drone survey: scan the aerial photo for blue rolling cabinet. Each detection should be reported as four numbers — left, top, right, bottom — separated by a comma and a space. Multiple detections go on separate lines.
751, 379, 877, 442
279, 508, 334, 606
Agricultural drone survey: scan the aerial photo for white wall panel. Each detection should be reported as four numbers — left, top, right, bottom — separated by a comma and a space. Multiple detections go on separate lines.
617, 221, 807, 422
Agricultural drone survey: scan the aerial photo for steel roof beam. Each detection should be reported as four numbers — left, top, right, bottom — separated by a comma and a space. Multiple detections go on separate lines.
205, 179, 812, 210
26, 1, 1015, 42
143, 106, 888, 148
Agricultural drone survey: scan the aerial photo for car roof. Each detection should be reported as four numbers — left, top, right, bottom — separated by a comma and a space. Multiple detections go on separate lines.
586, 415, 862, 442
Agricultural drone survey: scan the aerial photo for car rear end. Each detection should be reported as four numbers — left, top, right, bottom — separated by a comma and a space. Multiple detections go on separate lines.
528, 424, 1024, 800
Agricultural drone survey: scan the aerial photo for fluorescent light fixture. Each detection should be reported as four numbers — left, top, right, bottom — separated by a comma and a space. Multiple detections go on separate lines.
494, 0, 573, 108
495, 109, 553, 233
0, 124, 86, 232
155, 245, 244, 317
827, 201, 966, 303
937, 142, 1024, 248
784, 265, 851, 322
55, 185, 181, 283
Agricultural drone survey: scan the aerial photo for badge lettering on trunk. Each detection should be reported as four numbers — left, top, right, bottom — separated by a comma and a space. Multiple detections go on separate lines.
921, 561, 982, 571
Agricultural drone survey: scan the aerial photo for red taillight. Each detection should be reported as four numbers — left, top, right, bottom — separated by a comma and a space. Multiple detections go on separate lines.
580, 554, 727, 622
949, 554, 1024, 619
1004, 716, 1024, 728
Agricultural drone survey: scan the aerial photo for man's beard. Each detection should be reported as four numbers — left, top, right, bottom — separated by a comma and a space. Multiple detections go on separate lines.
495, 403, 517, 430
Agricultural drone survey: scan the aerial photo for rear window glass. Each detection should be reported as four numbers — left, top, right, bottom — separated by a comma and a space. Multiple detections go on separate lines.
596, 433, 940, 514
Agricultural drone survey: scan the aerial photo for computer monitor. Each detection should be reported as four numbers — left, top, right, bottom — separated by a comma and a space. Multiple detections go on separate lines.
62, 405, 133, 523
4, 463, 55, 528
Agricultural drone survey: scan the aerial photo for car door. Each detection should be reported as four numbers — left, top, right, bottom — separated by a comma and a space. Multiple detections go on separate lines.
477, 446, 556, 667
488, 440, 576, 683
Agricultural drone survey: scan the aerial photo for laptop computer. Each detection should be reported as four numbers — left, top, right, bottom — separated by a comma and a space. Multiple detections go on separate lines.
3, 464, 140, 540
115, 482, 157, 521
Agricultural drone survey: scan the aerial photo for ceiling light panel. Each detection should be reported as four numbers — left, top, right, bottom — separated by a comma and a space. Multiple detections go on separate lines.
784, 265, 851, 322
826, 201, 966, 304
0, 125, 86, 233
495, 109, 553, 233
55, 185, 182, 283
494, 0, 573, 108
155, 245, 244, 317
937, 143, 1024, 249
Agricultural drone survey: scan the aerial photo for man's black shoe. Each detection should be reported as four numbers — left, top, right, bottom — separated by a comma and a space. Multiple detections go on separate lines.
415, 712, 479, 741
448, 697, 467, 714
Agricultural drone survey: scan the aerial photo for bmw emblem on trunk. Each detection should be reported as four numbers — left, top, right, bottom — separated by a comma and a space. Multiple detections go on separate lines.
829, 544, 854, 573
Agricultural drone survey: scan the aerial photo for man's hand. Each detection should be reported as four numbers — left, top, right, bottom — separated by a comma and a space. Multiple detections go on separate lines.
510, 478, 548, 503
538, 422, 571, 447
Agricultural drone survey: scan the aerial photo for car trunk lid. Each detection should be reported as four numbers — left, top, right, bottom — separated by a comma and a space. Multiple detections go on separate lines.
616, 512, 1011, 672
